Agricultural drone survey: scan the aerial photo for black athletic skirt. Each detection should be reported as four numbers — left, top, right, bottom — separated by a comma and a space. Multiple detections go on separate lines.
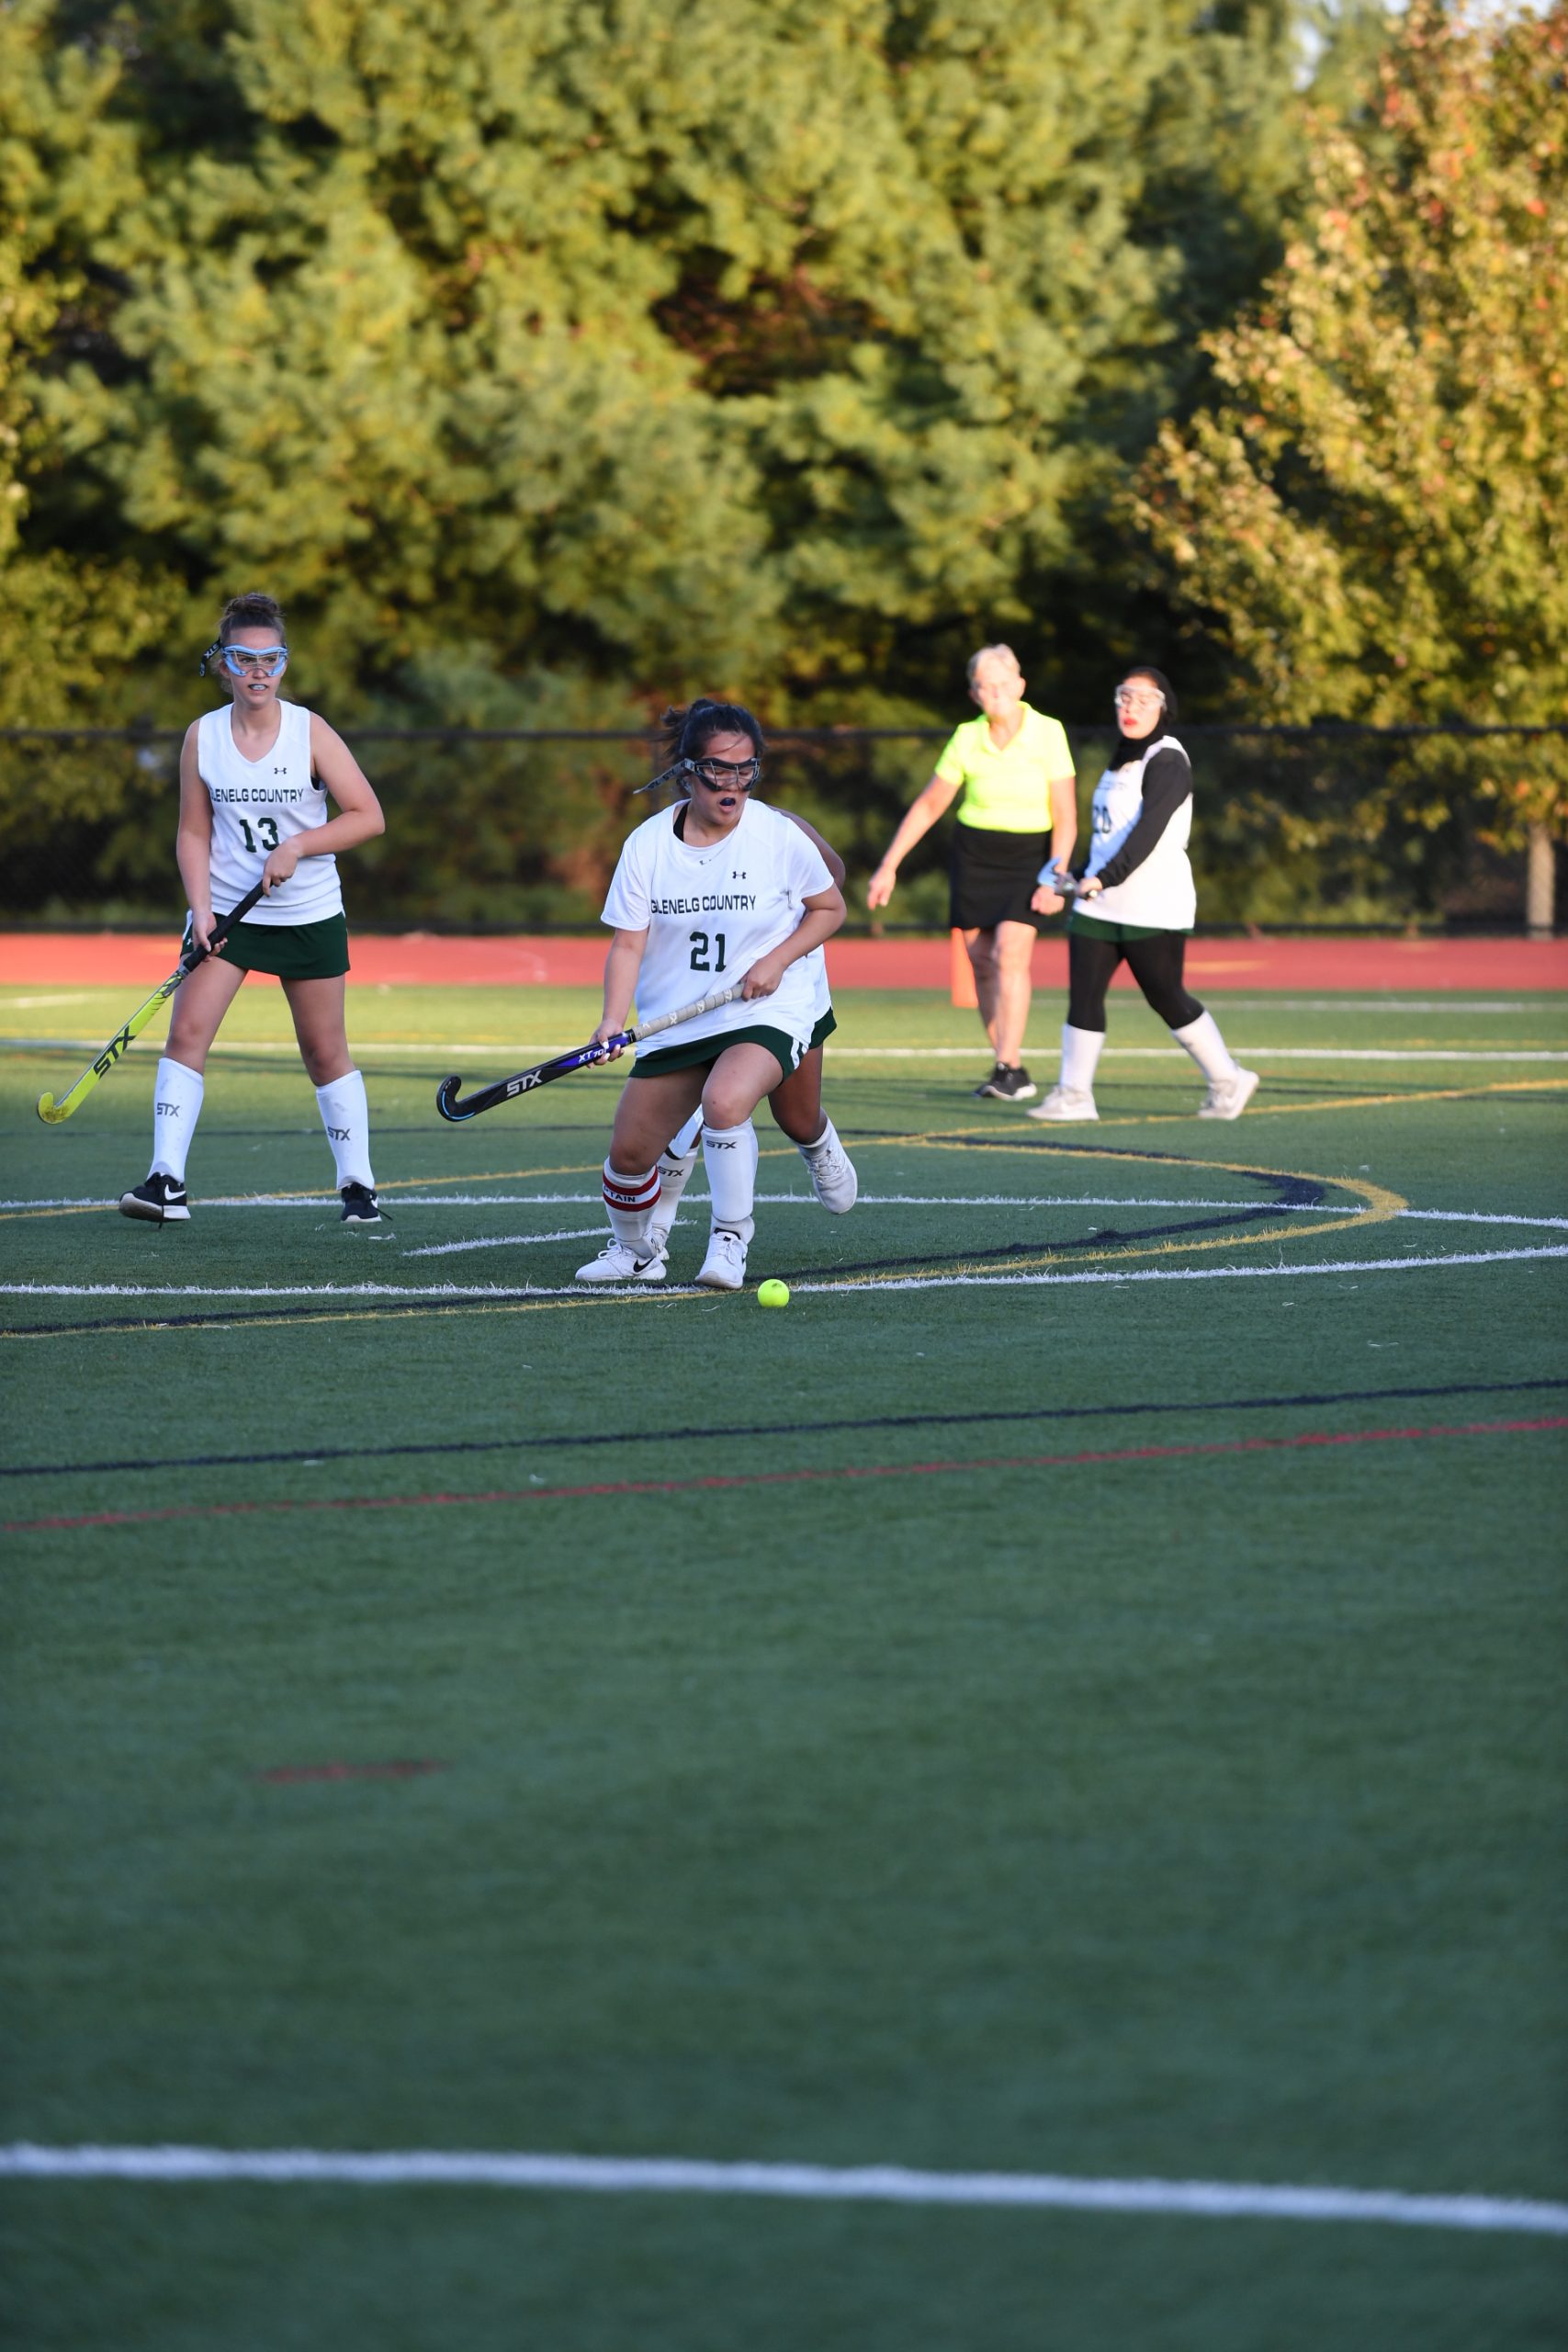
949, 823, 1051, 933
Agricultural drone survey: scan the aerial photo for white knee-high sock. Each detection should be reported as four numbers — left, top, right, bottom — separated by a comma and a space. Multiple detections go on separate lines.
1171, 1011, 1238, 1083
646, 1114, 704, 1246
151, 1056, 204, 1182
603, 1159, 660, 1248
702, 1121, 758, 1233
798, 1116, 838, 1160
315, 1069, 374, 1189
1058, 1024, 1105, 1096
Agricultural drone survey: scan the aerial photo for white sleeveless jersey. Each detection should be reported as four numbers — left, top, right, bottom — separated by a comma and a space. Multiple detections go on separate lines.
197, 700, 344, 927
602, 797, 833, 1056
1082, 733, 1195, 930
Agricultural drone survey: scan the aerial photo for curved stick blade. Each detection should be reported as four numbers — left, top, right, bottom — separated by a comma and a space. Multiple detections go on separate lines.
36, 1093, 69, 1125
434, 1074, 470, 1124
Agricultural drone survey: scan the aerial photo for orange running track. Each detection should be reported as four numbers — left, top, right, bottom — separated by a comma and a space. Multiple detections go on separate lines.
1, 932, 1562, 991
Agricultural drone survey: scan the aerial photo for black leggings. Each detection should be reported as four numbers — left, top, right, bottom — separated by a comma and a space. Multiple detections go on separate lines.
1067, 929, 1203, 1034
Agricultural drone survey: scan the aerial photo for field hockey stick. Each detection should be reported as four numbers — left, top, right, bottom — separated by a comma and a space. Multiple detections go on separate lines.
36, 880, 268, 1125
434, 983, 746, 1124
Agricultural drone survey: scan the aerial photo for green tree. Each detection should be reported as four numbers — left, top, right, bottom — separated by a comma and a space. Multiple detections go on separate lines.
1134, 0, 1568, 929
0, 0, 182, 733
21, 0, 1315, 727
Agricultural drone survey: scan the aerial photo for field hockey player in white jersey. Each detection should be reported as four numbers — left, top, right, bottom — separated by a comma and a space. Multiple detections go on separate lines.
578, 699, 846, 1291
641, 705, 858, 1265
118, 592, 387, 1225
1029, 666, 1258, 1123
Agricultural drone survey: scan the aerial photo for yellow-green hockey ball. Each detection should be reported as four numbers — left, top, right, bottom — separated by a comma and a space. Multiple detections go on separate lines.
756, 1279, 790, 1308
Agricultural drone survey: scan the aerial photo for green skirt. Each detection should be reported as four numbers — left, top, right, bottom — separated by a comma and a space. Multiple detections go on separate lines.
632, 1022, 806, 1084
202, 912, 351, 980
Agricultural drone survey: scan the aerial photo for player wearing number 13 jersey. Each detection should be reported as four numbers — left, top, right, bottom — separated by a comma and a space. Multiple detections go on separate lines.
117, 591, 388, 1227
577, 699, 846, 1293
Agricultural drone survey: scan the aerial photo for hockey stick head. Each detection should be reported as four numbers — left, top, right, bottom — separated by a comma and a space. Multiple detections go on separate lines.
434, 1074, 476, 1124
36, 1092, 68, 1125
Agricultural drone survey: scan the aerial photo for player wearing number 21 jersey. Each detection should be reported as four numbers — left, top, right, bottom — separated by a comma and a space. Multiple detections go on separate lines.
600, 797, 831, 1062
578, 699, 845, 1293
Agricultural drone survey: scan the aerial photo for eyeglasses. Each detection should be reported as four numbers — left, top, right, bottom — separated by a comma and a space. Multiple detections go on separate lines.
1113, 684, 1162, 709
690, 755, 760, 790
220, 644, 288, 677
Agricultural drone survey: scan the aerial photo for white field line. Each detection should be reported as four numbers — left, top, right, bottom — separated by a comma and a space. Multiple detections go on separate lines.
9, 1036, 1568, 1065
0, 2144, 1562, 2235
0, 997, 1550, 1017
1173, 1000, 1549, 1013
406, 1227, 607, 1257
820, 1048, 1568, 1063
10, 1195, 1568, 1238
6, 1243, 1568, 1304
793, 1243, 1568, 1295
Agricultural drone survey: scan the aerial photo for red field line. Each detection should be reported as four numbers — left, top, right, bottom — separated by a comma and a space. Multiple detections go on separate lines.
7, 1416, 1562, 1535
3, 933, 1564, 991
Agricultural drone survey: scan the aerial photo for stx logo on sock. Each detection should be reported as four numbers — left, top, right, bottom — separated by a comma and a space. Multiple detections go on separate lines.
156, 1102, 182, 1117
327, 1125, 351, 1141
705, 1136, 739, 1149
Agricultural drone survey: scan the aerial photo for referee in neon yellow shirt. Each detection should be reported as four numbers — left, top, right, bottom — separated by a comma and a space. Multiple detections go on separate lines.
867, 645, 1077, 1100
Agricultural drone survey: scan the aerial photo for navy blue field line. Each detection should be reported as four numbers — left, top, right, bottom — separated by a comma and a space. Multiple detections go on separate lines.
4, 1376, 1563, 1483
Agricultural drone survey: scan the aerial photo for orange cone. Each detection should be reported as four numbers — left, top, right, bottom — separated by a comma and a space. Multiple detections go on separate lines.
950, 929, 978, 1009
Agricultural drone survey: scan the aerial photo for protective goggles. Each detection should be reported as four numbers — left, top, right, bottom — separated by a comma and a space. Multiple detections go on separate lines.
689, 754, 761, 790
200, 639, 288, 678
1113, 682, 1163, 710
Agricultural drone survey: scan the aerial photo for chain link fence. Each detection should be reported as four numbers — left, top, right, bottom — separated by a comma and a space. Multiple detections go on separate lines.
0, 722, 1560, 933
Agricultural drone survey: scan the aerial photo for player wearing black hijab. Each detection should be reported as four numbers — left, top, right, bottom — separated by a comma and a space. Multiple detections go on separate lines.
1029, 668, 1258, 1122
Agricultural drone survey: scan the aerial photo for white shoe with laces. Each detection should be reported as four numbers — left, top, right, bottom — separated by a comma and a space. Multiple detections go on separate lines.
574, 1240, 667, 1283
695, 1224, 750, 1292
801, 1126, 858, 1214
1197, 1068, 1260, 1120
1026, 1086, 1099, 1123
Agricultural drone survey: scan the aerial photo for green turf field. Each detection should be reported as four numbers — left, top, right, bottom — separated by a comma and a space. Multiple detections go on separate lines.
3, 979, 1566, 2350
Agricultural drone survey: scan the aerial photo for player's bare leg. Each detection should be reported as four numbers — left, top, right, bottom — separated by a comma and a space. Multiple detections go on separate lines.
284, 975, 378, 1214
770, 1046, 856, 1213
579, 1066, 705, 1282
968, 919, 1037, 1099
119, 952, 247, 1223
694, 1041, 781, 1289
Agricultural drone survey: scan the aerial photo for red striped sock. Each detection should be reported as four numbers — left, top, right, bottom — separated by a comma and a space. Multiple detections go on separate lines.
602, 1160, 660, 1246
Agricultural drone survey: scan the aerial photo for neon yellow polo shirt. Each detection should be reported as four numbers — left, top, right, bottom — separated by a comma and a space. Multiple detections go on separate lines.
933, 705, 1073, 832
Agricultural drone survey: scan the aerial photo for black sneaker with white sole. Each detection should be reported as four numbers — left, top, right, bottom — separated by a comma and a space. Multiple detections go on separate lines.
118, 1173, 189, 1224
973, 1064, 1037, 1102
340, 1182, 382, 1223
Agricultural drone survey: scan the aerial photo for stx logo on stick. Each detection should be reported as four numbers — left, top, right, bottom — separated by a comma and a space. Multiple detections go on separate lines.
93, 1026, 132, 1078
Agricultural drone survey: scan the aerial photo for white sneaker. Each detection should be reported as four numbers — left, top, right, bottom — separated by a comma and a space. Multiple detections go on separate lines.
695, 1224, 750, 1291
574, 1240, 667, 1283
1198, 1068, 1260, 1120
1026, 1087, 1099, 1123
802, 1129, 858, 1214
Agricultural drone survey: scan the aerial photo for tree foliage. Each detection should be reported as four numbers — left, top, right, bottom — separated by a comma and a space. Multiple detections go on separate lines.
1135, 0, 1568, 847
11, 0, 1318, 727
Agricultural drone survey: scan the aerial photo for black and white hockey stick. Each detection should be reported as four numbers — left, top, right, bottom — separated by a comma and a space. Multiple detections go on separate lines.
37, 880, 268, 1126
434, 984, 746, 1125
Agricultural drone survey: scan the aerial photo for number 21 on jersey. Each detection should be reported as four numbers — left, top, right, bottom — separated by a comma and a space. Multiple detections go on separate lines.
689, 930, 727, 972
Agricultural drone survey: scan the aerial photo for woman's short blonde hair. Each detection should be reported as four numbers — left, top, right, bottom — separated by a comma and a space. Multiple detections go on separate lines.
966, 643, 1022, 690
